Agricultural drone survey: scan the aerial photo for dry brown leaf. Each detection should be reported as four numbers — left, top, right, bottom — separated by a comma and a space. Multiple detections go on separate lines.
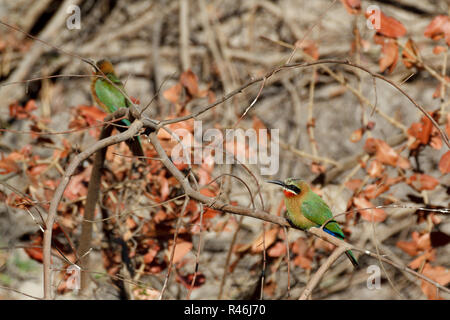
424, 15, 450, 46
180, 70, 199, 96
407, 174, 440, 191
293, 255, 312, 270
267, 241, 287, 258
251, 228, 279, 253
366, 159, 384, 178
439, 150, 450, 174
366, 10, 406, 38
168, 241, 192, 264
339, 0, 361, 15
353, 196, 387, 222
163, 83, 182, 104
378, 38, 399, 73
364, 138, 410, 168
396, 240, 419, 256
350, 128, 364, 143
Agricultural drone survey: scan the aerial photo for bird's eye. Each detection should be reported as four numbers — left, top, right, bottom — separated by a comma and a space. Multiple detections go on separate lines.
288, 185, 301, 194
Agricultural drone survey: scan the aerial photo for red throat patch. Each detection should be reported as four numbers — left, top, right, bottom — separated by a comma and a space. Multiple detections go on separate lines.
283, 189, 297, 198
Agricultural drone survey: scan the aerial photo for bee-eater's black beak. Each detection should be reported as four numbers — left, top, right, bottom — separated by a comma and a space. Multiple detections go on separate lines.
266, 180, 286, 188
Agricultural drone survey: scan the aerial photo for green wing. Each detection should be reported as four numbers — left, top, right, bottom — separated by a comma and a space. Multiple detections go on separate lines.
95, 78, 131, 126
300, 193, 345, 239
94, 75, 143, 156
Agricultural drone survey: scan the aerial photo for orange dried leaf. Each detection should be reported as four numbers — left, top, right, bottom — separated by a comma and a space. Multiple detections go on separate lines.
345, 179, 363, 191
439, 150, 450, 174
168, 241, 192, 264
144, 246, 160, 264
353, 196, 387, 222
251, 228, 279, 253
362, 183, 390, 199
296, 39, 319, 60
379, 38, 399, 73
267, 241, 287, 258
407, 174, 439, 191
424, 15, 450, 46
408, 250, 435, 270
366, 10, 406, 38
293, 255, 312, 270
340, 0, 361, 14
433, 45, 447, 55
420, 263, 450, 299
163, 83, 182, 104
366, 159, 384, 178
180, 70, 199, 96
364, 138, 410, 168
0, 157, 20, 175
78, 105, 107, 122
350, 128, 364, 142
396, 240, 419, 256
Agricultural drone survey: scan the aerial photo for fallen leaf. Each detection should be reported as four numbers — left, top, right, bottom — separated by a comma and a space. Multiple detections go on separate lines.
433, 45, 447, 55
293, 255, 312, 270
340, 0, 361, 14
0, 155, 21, 175
378, 37, 399, 73
408, 249, 435, 269
267, 241, 287, 257
251, 228, 279, 253
345, 179, 363, 191
350, 128, 364, 142
420, 263, 450, 299
24, 247, 43, 263
144, 245, 160, 264
78, 105, 107, 123
353, 196, 387, 222
439, 150, 450, 174
407, 113, 433, 146
364, 138, 410, 168
366, 10, 406, 38
424, 15, 450, 46
397, 240, 419, 256
362, 183, 390, 199
163, 83, 182, 104
366, 159, 384, 178
407, 174, 439, 191
417, 233, 432, 251
180, 70, 199, 97
168, 241, 192, 264
296, 39, 319, 60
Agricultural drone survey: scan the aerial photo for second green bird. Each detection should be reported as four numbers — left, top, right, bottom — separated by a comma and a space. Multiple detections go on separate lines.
91, 59, 144, 157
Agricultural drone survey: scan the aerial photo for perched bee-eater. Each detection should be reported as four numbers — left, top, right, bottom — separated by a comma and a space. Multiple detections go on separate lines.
91, 59, 143, 156
268, 178, 359, 268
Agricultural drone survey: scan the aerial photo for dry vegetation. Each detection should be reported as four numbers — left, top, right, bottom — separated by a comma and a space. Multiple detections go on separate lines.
0, 0, 449, 300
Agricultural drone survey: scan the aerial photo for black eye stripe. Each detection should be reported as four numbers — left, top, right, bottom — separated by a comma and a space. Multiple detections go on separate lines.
287, 185, 301, 194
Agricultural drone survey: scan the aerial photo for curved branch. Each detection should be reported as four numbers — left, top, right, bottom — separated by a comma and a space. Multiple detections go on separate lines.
43, 119, 144, 299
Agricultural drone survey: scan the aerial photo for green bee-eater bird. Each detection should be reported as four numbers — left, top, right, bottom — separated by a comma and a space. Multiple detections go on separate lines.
91, 59, 144, 157
268, 178, 359, 268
